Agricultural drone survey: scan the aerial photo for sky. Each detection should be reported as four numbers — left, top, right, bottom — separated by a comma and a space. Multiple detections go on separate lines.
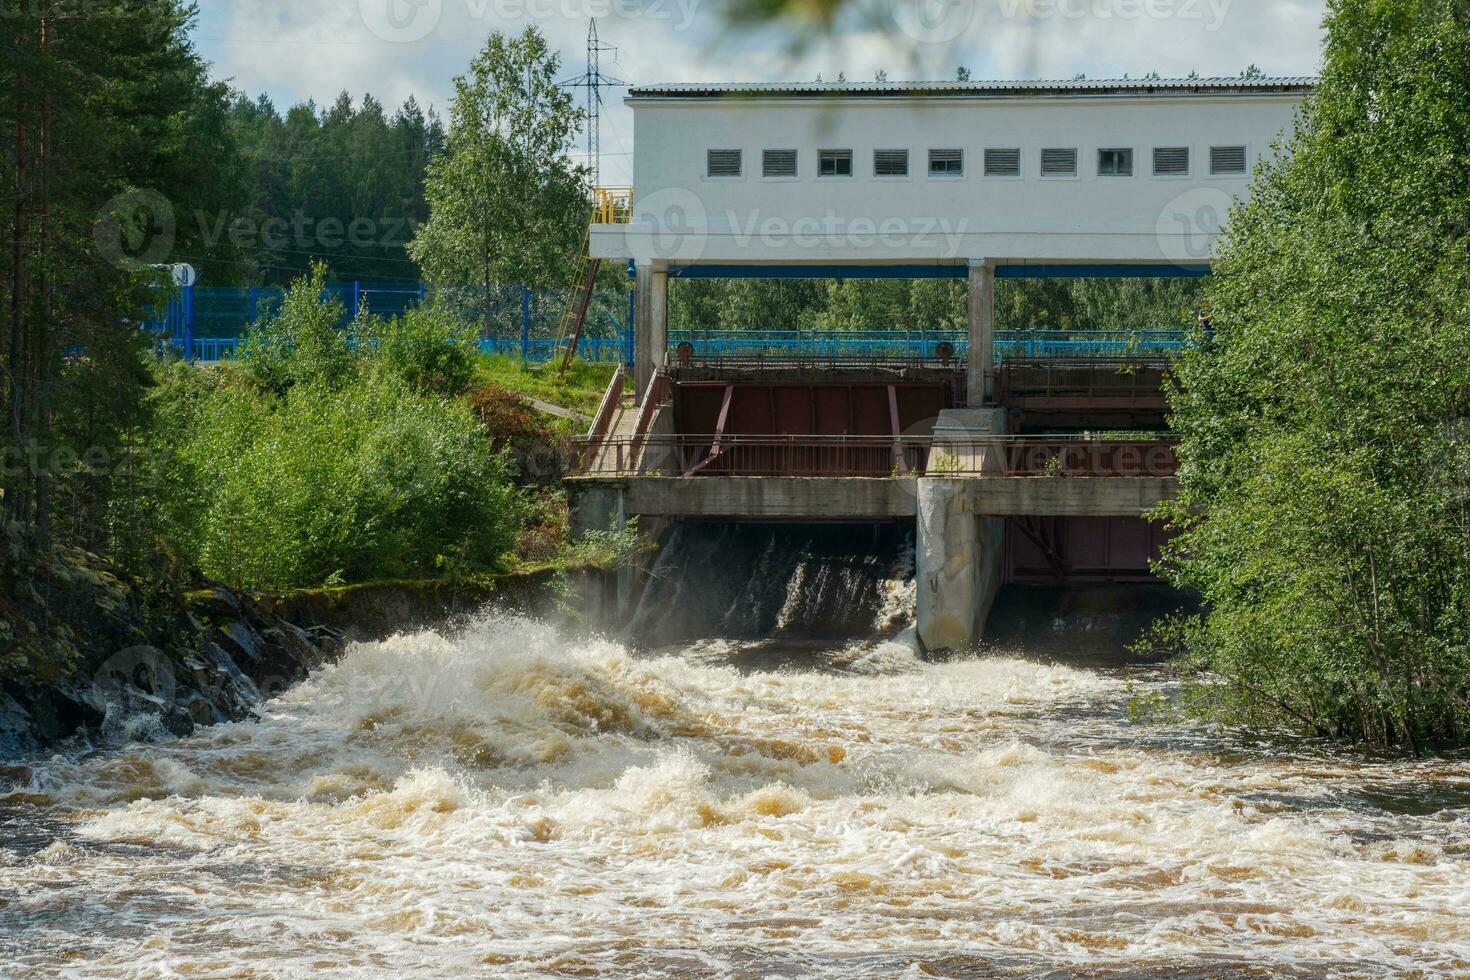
193, 0, 1328, 186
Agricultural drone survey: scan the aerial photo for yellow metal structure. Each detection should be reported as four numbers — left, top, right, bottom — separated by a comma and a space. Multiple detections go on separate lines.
557, 188, 631, 373
592, 186, 634, 224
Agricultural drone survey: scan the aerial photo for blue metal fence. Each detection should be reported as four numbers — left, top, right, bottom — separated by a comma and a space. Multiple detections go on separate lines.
147, 282, 1192, 366
146, 281, 636, 365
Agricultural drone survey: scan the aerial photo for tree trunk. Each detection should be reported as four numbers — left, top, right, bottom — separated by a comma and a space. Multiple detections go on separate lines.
33, 12, 51, 546
7, 59, 32, 528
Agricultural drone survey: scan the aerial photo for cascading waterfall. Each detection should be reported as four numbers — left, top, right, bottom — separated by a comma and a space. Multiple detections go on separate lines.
624, 523, 917, 648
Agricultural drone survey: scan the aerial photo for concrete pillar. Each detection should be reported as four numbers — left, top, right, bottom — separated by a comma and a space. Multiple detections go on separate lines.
967, 260, 995, 406
634, 264, 654, 399
650, 267, 668, 380
916, 405, 1010, 655
916, 480, 1005, 655
568, 482, 672, 623
634, 264, 669, 403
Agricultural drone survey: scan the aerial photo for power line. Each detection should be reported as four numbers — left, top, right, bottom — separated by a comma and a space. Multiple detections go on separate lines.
559, 20, 623, 186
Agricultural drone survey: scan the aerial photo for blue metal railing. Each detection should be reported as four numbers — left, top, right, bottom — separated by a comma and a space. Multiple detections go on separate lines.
667, 328, 1192, 360
158, 326, 1190, 366
145, 281, 636, 366
995, 329, 1191, 358
146, 282, 1191, 366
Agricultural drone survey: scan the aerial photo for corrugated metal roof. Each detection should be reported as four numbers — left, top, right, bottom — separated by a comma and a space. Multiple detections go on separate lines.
628, 78, 1317, 99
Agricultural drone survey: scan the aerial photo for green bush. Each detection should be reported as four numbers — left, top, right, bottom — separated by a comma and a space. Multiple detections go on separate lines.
138, 266, 522, 591
192, 373, 517, 590
240, 263, 363, 395
372, 304, 480, 396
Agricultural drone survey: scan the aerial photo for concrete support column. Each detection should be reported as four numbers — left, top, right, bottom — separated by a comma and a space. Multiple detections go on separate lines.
650, 267, 668, 381
916, 405, 1010, 654
569, 482, 674, 625
916, 480, 1006, 655
967, 259, 995, 406
633, 264, 669, 403
634, 264, 654, 399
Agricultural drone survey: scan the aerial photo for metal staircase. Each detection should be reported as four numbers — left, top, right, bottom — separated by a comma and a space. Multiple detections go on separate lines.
557, 187, 632, 374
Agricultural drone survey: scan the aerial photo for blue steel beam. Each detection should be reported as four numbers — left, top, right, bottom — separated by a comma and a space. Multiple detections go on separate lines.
665, 263, 1211, 280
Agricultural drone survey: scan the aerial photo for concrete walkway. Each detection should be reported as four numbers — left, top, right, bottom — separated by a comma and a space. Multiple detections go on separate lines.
525, 397, 589, 423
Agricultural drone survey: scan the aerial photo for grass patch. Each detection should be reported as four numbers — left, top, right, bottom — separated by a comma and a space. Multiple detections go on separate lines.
474, 354, 626, 417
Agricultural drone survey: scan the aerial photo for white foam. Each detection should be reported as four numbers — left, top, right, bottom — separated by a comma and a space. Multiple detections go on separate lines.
5, 611, 1468, 977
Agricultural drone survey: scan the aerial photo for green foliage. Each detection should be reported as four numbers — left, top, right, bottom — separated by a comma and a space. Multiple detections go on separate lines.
374, 305, 480, 396
1156, 0, 1470, 751
192, 373, 516, 591
410, 27, 588, 310
562, 520, 645, 571
143, 270, 521, 591
241, 263, 361, 395
667, 276, 1203, 331
474, 354, 622, 417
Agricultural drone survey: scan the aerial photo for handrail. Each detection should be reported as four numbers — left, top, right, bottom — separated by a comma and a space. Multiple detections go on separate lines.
585, 364, 625, 444
593, 186, 634, 224
627, 370, 672, 463
571, 433, 1179, 479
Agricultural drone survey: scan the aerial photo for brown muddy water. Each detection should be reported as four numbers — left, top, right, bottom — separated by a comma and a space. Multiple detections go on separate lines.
2, 614, 1469, 977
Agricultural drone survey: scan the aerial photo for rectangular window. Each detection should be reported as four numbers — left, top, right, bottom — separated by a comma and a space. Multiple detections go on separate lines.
1040, 148, 1078, 176
706, 148, 742, 178
818, 149, 853, 177
1098, 148, 1133, 176
1153, 146, 1190, 176
984, 148, 1021, 177
873, 148, 909, 176
928, 148, 963, 176
1210, 145, 1247, 175
763, 148, 797, 177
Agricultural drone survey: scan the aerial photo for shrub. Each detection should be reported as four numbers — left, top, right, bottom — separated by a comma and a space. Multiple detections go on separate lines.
186, 372, 518, 590
467, 383, 564, 483
373, 305, 480, 396
240, 262, 362, 395
137, 267, 524, 591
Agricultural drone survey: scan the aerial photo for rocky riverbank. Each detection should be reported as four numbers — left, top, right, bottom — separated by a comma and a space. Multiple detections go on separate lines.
0, 586, 346, 759
0, 561, 584, 760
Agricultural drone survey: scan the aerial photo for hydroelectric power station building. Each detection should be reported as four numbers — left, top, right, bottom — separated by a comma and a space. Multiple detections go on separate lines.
571, 77, 1314, 651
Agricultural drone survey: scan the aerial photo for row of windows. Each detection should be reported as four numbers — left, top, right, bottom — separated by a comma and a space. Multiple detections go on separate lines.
706, 145, 1249, 179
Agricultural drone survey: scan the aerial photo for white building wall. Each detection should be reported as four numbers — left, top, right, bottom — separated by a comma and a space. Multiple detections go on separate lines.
591, 93, 1304, 266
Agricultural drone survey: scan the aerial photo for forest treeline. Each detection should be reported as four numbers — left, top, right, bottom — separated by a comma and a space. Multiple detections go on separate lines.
210, 92, 444, 285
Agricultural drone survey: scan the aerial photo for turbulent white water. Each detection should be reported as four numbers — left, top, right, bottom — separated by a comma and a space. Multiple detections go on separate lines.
4, 614, 1470, 977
